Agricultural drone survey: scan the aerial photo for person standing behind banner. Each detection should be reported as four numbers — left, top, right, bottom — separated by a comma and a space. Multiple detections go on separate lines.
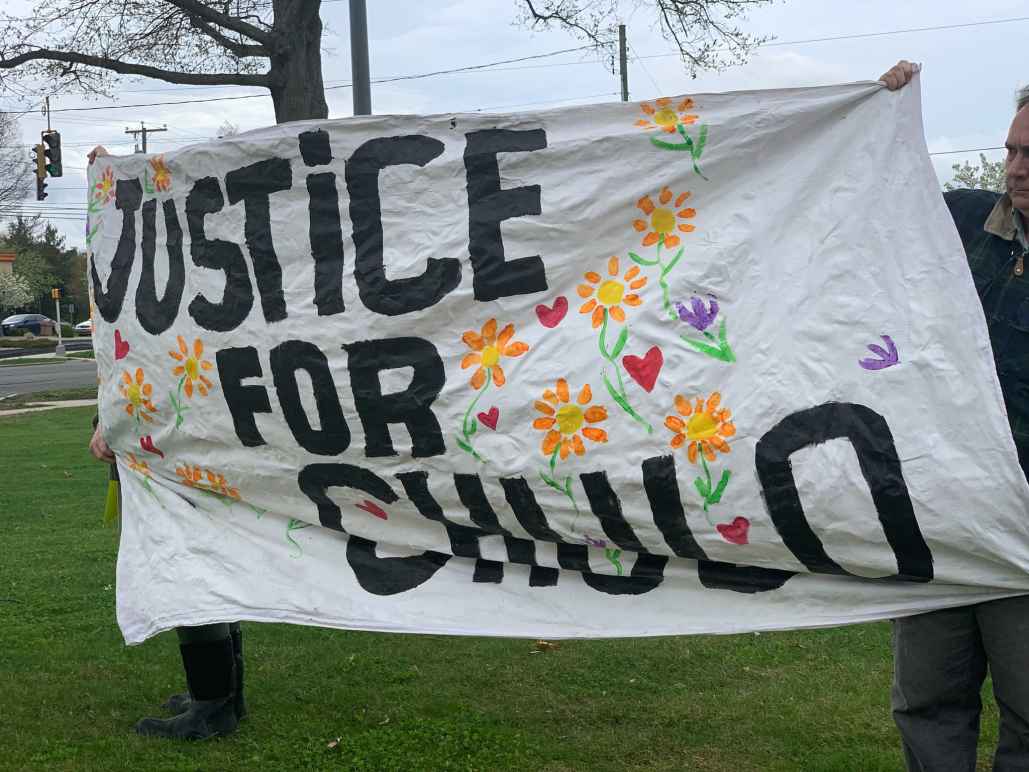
88, 145, 245, 740
879, 62, 1029, 771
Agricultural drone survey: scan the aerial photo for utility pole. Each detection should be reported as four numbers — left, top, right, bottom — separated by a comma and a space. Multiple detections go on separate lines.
125, 122, 167, 153
349, 0, 372, 115
618, 24, 629, 102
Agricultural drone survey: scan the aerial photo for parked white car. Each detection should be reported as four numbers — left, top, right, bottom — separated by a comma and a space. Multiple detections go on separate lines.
74, 319, 93, 335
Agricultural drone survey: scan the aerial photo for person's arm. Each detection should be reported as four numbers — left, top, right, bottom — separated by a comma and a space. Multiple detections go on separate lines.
878, 60, 919, 91
89, 424, 115, 465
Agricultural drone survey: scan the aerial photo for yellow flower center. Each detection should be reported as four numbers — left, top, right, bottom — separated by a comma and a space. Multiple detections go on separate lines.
556, 404, 585, 436
481, 345, 500, 368
686, 412, 718, 440
597, 280, 625, 306
185, 357, 199, 380
651, 207, 675, 234
126, 383, 142, 406
654, 108, 678, 127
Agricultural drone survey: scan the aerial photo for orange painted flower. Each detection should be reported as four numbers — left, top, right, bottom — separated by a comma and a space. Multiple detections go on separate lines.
175, 464, 241, 500
169, 336, 215, 398
634, 187, 696, 248
124, 452, 152, 477
205, 469, 241, 500
533, 379, 608, 460
460, 318, 529, 389
635, 97, 699, 133
176, 464, 203, 488
119, 367, 158, 423
149, 155, 172, 192
578, 256, 646, 329
94, 167, 115, 204
665, 392, 736, 463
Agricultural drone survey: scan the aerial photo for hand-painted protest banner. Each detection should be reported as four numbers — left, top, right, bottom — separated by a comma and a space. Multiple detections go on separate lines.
87, 77, 1029, 644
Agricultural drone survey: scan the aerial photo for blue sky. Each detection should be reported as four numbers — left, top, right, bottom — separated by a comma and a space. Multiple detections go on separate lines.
5, 0, 1027, 247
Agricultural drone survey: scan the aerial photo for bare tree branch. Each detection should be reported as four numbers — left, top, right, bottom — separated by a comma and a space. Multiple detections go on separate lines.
0, 46, 269, 86
162, 0, 274, 45
517, 0, 773, 77
188, 16, 269, 57
0, 115, 30, 218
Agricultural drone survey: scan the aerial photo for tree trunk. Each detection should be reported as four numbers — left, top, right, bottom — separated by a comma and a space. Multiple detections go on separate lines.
268, 2, 328, 124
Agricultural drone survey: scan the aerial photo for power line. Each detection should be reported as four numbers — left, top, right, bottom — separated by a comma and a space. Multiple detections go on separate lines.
929, 146, 1005, 156
3, 13, 1026, 118
0, 45, 598, 115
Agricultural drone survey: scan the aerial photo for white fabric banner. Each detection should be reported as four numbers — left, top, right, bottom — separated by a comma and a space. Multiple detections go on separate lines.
87, 77, 1029, 645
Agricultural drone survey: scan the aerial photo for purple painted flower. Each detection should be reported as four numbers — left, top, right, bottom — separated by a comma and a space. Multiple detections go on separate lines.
676, 296, 719, 332
583, 535, 607, 548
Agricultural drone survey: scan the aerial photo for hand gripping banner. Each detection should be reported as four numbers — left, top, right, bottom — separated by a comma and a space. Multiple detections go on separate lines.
87, 77, 1029, 644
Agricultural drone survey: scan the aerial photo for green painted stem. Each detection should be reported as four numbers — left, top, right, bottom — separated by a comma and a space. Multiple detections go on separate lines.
604, 548, 625, 576
597, 310, 652, 433
697, 452, 719, 522
457, 370, 491, 463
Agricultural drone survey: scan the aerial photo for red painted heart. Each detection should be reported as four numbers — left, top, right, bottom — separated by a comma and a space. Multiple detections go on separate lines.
356, 499, 388, 520
535, 296, 568, 328
716, 517, 750, 545
114, 329, 130, 360
139, 435, 165, 459
477, 406, 499, 430
622, 346, 663, 392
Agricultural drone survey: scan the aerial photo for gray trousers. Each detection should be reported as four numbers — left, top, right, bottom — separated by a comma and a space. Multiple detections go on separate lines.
892, 595, 1029, 771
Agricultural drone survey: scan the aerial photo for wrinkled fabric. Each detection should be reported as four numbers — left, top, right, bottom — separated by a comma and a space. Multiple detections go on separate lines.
86, 76, 1029, 645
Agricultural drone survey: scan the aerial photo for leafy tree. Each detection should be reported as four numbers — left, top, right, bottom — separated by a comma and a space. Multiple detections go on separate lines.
0, 271, 32, 314
943, 153, 1006, 193
1, 1, 772, 126
12, 250, 58, 301
2, 217, 88, 316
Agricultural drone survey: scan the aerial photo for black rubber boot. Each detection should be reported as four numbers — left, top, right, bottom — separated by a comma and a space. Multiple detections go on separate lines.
162, 625, 246, 720
135, 637, 238, 740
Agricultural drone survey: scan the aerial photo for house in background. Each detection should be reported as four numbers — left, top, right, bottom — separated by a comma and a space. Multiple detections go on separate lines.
0, 250, 14, 275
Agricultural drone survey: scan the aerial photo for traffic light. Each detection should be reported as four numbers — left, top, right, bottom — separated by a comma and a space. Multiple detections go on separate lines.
33, 143, 45, 179
51, 287, 62, 300
33, 144, 47, 200
42, 130, 62, 177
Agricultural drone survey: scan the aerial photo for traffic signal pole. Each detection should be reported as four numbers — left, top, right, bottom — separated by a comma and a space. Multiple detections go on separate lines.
349, 0, 371, 115
52, 288, 65, 355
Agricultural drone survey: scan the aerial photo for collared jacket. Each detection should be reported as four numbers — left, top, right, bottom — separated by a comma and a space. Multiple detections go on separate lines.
945, 189, 1029, 478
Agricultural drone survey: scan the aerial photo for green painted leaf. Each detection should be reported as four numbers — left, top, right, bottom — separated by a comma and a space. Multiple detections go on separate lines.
694, 477, 711, 498
467, 420, 478, 437
456, 437, 473, 453
662, 247, 685, 276
649, 136, 694, 152
611, 327, 629, 359
680, 334, 735, 364
710, 470, 732, 504
628, 251, 659, 267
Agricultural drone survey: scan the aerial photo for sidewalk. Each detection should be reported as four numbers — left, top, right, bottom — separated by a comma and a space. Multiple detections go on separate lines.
0, 399, 97, 417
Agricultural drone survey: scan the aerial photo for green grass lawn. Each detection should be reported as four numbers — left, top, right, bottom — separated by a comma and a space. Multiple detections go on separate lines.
0, 406, 1002, 771
65, 350, 96, 359
0, 386, 97, 410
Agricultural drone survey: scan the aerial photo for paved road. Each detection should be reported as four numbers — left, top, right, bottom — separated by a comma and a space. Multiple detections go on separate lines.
0, 359, 99, 396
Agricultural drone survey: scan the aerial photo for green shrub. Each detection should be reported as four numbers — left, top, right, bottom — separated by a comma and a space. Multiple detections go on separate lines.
0, 337, 56, 349
60, 323, 74, 338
